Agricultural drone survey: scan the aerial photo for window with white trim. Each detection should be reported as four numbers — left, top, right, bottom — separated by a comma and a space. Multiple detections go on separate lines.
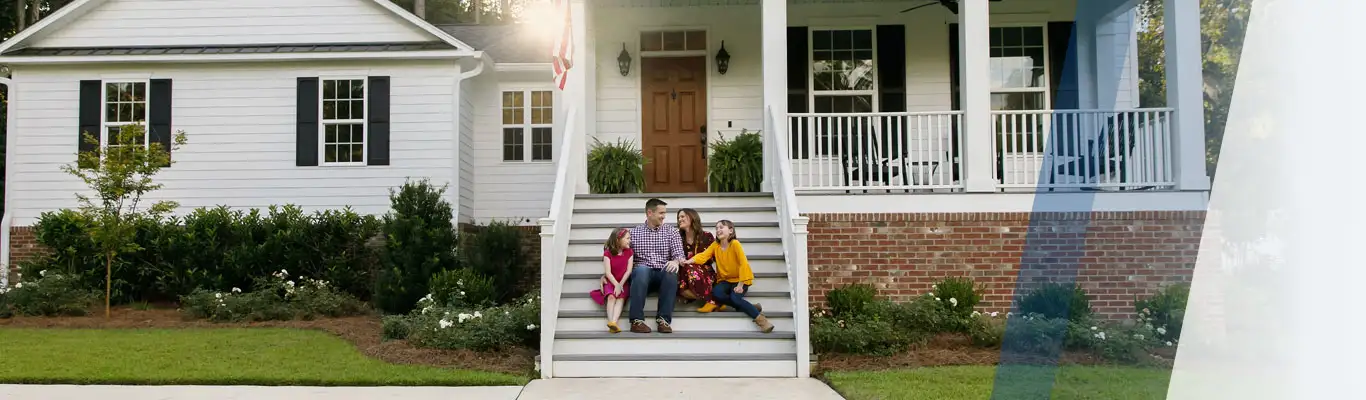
321, 78, 367, 165
990, 26, 1049, 151
501, 90, 554, 162
102, 81, 148, 149
810, 29, 876, 114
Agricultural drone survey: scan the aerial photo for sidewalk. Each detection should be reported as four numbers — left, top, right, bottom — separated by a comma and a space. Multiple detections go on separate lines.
518, 378, 845, 400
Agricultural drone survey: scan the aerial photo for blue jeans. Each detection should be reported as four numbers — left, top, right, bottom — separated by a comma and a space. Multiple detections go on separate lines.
712, 281, 760, 319
628, 266, 679, 323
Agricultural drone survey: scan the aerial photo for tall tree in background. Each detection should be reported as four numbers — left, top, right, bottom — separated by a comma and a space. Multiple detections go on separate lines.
389, 0, 530, 24
1137, 0, 1252, 179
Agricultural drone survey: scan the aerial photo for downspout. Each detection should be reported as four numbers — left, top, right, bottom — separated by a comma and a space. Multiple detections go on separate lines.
451, 52, 488, 226
0, 72, 14, 289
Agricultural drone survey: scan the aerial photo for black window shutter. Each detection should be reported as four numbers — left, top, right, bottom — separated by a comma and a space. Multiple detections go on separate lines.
149, 79, 173, 167
77, 80, 101, 168
367, 76, 391, 166
787, 26, 809, 159
1048, 21, 1079, 110
947, 24, 962, 181
876, 25, 907, 113
296, 77, 319, 166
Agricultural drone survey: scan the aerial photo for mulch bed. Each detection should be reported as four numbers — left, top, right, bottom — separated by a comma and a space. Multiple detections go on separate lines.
816, 334, 1174, 374
0, 307, 536, 376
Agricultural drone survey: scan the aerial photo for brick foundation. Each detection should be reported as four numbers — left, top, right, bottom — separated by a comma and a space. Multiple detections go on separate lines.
805, 211, 1205, 320
6, 226, 44, 281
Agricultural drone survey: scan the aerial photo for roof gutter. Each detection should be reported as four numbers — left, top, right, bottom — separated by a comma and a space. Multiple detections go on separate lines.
0, 75, 12, 289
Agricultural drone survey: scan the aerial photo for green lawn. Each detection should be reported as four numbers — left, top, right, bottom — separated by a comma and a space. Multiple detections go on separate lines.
826, 365, 1172, 400
0, 328, 529, 386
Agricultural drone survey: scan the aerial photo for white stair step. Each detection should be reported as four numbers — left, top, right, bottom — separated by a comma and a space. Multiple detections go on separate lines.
566, 238, 784, 258
558, 295, 792, 313
556, 315, 796, 331
553, 332, 796, 354
574, 193, 775, 210
572, 207, 779, 225
555, 353, 796, 362
551, 360, 796, 378
568, 223, 781, 241
559, 310, 796, 318
561, 273, 791, 293
563, 258, 789, 275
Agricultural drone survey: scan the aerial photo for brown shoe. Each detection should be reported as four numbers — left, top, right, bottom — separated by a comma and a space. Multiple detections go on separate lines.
630, 320, 651, 333
655, 318, 673, 334
754, 315, 775, 333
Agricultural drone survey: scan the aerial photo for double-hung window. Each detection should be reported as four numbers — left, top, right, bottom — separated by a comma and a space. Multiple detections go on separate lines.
810, 28, 876, 156
989, 26, 1049, 152
102, 81, 149, 149
321, 78, 367, 165
501, 90, 554, 162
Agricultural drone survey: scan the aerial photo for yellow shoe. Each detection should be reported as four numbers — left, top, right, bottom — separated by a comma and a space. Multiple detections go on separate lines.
607, 322, 621, 333
716, 305, 728, 312
697, 303, 719, 313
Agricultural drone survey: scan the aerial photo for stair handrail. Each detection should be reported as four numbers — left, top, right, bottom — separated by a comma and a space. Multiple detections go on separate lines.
537, 106, 579, 379
765, 105, 811, 377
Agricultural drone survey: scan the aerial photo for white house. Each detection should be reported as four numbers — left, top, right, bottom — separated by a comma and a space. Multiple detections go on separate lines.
0, 0, 1209, 379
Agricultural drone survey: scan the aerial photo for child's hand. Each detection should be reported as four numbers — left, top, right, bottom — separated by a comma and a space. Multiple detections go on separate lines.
733, 285, 744, 294
613, 286, 623, 297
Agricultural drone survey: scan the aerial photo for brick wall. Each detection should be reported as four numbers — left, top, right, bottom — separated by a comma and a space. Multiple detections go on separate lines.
6, 226, 44, 281
805, 211, 1205, 320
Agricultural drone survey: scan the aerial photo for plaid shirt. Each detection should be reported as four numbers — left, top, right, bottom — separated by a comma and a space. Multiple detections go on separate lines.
629, 223, 685, 269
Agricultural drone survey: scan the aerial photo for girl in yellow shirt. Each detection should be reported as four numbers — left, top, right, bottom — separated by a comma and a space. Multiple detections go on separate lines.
683, 220, 774, 333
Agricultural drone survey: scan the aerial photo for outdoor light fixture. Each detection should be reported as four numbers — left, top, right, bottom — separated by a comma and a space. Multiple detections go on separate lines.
617, 43, 632, 76
715, 41, 731, 75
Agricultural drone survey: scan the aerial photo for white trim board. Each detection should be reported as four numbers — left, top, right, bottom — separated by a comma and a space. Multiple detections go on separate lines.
0, 50, 472, 65
797, 191, 1210, 214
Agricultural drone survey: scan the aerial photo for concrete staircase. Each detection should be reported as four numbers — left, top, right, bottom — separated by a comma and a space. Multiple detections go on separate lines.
548, 192, 798, 377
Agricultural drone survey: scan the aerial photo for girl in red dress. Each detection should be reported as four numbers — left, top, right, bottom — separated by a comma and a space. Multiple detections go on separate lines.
676, 208, 721, 312
589, 227, 633, 333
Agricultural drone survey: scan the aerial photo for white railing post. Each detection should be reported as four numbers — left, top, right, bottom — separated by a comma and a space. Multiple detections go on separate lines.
766, 106, 810, 378
790, 215, 810, 377
536, 218, 557, 379
537, 107, 579, 379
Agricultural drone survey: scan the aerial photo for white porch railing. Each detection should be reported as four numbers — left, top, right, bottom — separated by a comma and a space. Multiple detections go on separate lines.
536, 107, 579, 379
992, 108, 1177, 190
787, 111, 965, 192
765, 105, 811, 377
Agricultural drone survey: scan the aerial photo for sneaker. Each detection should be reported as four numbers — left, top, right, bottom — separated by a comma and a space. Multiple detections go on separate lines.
630, 320, 651, 333
655, 318, 673, 334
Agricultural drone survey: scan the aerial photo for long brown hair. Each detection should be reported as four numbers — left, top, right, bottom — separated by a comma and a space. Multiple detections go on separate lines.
716, 219, 737, 244
677, 208, 705, 246
604, 227, 630, 256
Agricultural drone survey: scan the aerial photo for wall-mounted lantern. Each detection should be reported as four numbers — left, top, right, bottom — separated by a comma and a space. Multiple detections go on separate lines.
617, 43, 632, 77
716, 41, 731, 75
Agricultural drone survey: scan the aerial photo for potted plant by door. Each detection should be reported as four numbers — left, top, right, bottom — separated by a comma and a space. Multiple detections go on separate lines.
706, 129, 763, 192
587, 137, 648, 194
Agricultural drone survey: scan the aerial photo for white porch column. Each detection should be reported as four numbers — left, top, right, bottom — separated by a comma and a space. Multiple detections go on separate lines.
1076, 19, 1100, 110
570, 0, 591, 194
761, 0, 787, 193
959, 0, 994, 192
1164, 0, 1210, 191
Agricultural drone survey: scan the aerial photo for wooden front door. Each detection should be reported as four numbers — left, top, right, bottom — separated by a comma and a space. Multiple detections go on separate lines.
641, 57, 708, 193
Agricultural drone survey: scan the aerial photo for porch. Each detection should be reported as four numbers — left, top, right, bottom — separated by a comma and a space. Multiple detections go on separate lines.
554, 0, 1208, 195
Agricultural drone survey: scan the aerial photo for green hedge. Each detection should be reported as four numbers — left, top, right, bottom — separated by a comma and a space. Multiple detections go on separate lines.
27, 205, 382, 304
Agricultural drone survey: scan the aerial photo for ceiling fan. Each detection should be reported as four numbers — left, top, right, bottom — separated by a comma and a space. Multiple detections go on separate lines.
899, 0, 1004, 15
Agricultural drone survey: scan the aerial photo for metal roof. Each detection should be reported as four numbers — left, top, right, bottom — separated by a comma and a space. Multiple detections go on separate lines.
437, 24, 549, 64
2, 42, 456, 57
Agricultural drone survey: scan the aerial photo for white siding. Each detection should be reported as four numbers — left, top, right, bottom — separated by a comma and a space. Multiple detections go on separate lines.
470, 70, 561, 225
30, 0, 436, 48
458, 72, 476, 223
7, 60, 456, 226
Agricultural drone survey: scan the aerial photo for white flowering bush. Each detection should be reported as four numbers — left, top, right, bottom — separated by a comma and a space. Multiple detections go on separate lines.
1134, 283, 1188, 343
0, 270, 99, 318
928, 277, 983, 319
179, 269, 366, 322
385, 292, 540, 351
427, 268, 498, 308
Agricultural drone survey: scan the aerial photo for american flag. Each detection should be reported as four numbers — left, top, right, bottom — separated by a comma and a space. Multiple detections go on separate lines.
550, 0, 574, 90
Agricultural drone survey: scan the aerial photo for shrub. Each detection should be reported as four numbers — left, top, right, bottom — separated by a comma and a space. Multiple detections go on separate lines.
375, 180, 460, 315
428, 268, 498, 308
1135, 283, 1189, 343
811, 314, 913, 356
998, 314, 1071, 358
403, 293, 541, 351
1017, 282, 1093, 322
929, 276, 983, 319
1, 270, 100, 317
967, 314, 1007, 347
586, 137, 647, 194
461, 221, 525, 302
1065, 319, 1164, 364
179, 270, 366, 322
826, 283, 878, 318
707, 130, 763, 192
382, 314, 413, 340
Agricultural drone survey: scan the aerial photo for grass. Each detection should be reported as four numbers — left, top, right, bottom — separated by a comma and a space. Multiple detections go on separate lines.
826, 365, 1172, 400
0, 328, 530, 386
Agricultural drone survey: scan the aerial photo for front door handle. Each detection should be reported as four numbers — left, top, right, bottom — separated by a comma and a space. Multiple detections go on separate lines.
700, 124, 708, 159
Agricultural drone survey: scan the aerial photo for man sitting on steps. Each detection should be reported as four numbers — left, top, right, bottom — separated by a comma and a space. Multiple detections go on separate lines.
624, 198, 685, 333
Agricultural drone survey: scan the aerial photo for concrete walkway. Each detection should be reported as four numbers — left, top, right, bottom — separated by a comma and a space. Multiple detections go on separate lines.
518, 378, 845, 400
0, 379, 845, 399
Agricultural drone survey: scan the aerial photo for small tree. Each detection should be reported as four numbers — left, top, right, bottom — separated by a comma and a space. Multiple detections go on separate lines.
61, 124, 186, 318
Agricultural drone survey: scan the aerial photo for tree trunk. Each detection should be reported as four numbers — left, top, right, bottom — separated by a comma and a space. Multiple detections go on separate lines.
15, 0, 25, 31
26, 0, 38, 25
105, 252, 112, 319
413, 0, 425, 19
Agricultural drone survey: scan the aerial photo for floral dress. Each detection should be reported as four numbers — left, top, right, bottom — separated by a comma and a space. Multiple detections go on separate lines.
678, 230, 718, 304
